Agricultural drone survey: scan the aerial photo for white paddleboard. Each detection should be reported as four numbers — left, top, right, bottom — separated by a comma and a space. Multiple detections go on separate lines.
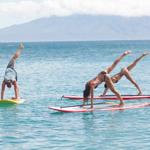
49, 102, 150, 113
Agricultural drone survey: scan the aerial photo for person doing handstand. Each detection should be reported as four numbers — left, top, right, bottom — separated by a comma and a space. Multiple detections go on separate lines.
1, 43, 24, 100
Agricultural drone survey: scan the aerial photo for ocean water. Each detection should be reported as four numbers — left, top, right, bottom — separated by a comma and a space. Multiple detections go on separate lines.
0, 41, 149, 150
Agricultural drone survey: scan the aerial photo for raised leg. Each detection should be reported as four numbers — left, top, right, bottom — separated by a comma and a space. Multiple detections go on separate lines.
127, 52, 149, 71
13, 43, 24, 60
122, 68, 142, 95
106, 50, 131, 74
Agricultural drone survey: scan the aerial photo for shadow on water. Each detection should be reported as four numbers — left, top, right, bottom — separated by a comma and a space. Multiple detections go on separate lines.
0, 104, 18, 108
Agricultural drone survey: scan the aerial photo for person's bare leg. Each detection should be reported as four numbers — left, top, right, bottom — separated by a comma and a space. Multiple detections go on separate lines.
105, 75, 124, 106
106, 50, 131, 74
13, 43, 24, 60
122, 68, 142, 95
127, 52, 149, 71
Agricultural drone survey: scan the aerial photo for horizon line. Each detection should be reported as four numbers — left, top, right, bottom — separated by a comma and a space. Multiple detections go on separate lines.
1, 39, 150, 44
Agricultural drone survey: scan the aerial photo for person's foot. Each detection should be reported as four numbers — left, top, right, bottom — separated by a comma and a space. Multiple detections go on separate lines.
19, 43, 24, 49
82, 104, 85, 108
143, 52, 149, 57
90, 105, 94, 109
119, 102, 124, 107
123, 50, 132, 56
100, 94, 105, 97
12, 97, 20, 100
137, 92, 142, 96
90, 108, 94, 111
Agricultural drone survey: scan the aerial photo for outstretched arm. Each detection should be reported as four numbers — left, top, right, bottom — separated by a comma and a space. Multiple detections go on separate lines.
1, 81, 5, 100
90, 87, 94, 109
105, 50, 131, 74
102, 88, 109, 96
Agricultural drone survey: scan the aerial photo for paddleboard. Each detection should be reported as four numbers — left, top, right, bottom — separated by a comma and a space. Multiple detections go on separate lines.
48, 102, 150, 113
62, 95, 150, 100
0, 99, 25, 105
100, 103, 150, 111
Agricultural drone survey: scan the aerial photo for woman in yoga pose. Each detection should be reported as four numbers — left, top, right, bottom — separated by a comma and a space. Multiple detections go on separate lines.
102, 52, 149, 96
83, 50, 131, 108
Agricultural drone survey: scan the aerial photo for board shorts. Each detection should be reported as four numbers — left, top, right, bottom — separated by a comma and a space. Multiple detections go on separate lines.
4, 58, 17, 83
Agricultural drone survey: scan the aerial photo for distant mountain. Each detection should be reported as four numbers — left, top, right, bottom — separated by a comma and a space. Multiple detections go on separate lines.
0, 15, 150, 42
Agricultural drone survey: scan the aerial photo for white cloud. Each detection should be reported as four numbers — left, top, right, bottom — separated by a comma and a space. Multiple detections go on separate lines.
0, 0, 150, 28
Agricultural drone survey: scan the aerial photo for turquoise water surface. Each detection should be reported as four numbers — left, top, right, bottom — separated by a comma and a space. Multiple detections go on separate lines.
0, 41, 150, 149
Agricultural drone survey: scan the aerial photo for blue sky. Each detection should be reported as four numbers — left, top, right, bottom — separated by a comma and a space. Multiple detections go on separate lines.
0, 0, 150, 29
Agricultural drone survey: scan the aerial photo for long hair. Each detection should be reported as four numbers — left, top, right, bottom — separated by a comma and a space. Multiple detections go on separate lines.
83, 82, 91, 100
6, 81, 12, 88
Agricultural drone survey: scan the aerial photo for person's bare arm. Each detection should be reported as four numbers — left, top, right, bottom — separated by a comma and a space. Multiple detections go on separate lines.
90, 87, 94, 109
13, 81, 19, 99
102, 88, 109, 96
1, 81, 5, 100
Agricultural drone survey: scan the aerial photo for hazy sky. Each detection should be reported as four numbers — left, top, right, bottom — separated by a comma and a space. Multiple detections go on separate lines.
0, 0, 150, 29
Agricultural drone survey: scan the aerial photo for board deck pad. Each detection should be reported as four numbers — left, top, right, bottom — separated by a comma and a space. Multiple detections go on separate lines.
49, 102, 150, 113
62, 95, 150, 100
